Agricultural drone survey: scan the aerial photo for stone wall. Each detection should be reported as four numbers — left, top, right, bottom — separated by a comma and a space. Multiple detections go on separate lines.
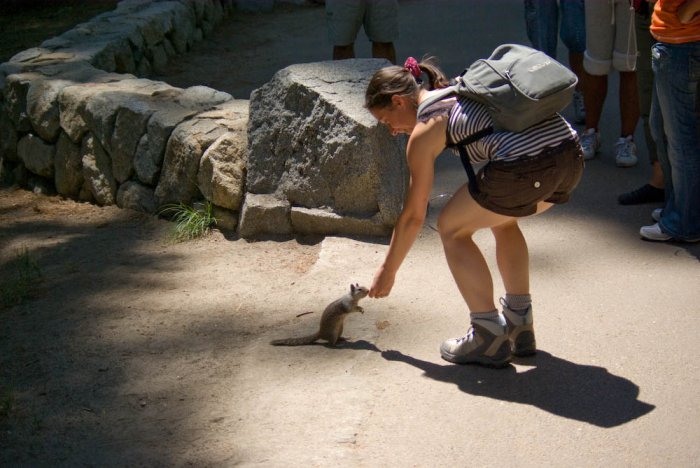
0, 0, 408, 238
0, 0, 247, 231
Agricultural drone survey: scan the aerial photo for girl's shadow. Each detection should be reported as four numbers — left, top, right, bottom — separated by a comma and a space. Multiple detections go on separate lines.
380, 349, 655, 428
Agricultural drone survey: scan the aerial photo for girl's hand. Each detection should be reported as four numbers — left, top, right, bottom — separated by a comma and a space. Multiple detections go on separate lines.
369, 265, 395, 298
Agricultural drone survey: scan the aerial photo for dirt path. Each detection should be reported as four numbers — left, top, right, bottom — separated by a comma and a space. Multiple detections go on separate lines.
0, 187, 324, 464
0, 4, 341, 464
152, 2, 329, 100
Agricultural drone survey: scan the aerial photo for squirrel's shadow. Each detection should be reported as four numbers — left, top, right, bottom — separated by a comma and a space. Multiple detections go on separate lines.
379, 349, 655, 428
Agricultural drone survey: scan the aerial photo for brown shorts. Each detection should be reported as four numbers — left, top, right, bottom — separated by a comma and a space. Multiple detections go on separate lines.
468, 139, 584, 217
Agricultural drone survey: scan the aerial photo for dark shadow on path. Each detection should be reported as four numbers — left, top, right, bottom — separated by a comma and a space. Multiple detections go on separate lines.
381, 349, 655, 428
335, 339, 383, 352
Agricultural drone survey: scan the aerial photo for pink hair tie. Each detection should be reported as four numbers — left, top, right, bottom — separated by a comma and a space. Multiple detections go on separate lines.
403, 57, 421, 79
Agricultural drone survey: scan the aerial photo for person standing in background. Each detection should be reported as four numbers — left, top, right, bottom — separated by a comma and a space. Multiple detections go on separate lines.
523, 0, 587, 124
618, 0, 667, 205
326, 0, 398, 64
640, 0, 700, 242
579, 0, 641, 168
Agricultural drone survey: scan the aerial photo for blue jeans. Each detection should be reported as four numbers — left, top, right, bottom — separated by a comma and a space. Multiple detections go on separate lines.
524, 0, 586, 59
649, 85, 667, 168
651, 41, 700, 241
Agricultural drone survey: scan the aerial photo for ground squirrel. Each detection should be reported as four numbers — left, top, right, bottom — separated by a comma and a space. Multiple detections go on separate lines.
270, 283, 369, 346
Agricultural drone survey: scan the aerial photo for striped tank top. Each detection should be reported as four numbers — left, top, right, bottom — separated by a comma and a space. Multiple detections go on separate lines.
418, 94, 579, 163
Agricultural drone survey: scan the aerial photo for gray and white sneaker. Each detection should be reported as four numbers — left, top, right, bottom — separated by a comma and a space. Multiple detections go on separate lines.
640, 223, 672, 241
652, 208, 662, 222
580, 128, 600, 160
572, 90, 586, 124
440, 318, 511, 368
501, 299, 537, 357
640, 222, 700, 242
615, 135, 638, 167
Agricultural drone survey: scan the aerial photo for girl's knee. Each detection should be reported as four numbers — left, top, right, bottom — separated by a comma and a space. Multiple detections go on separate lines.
436, 211, 473, 244
491, 220, 522, 238
436, 212, 455, 240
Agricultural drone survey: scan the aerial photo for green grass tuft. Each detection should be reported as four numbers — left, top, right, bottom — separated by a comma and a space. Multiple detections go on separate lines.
159, 202, 217, 242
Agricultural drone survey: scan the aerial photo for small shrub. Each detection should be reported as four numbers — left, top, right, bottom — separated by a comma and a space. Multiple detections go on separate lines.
159, 202, 217, 242
0, 246, 42, 308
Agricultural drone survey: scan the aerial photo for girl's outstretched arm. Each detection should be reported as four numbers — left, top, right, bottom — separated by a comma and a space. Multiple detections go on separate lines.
369, 117, 447, 298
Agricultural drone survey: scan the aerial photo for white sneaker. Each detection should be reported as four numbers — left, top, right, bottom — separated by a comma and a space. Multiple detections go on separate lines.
652, 208, 662, 222
572, 90, 585, 124
615, 135, 638, 167
640, 223, 672, 241
579, 128, 600, 160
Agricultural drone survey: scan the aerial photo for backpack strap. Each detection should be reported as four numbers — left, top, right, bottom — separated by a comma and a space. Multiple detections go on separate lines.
447, 128, 494, 188
416, 84, 459, 116
418, 86, 494, 188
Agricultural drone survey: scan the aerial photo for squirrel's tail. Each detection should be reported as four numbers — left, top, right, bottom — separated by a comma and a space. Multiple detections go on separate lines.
270, 333, 319, 346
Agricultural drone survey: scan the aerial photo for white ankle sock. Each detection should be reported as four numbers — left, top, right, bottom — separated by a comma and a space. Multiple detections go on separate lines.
504, 294, 531, 314
471, 310, 506, 327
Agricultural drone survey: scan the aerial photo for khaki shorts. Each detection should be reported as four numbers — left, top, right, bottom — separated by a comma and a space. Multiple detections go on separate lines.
326, 0, 399, 45
469, 139, 584, 217
583, 0, 638, 74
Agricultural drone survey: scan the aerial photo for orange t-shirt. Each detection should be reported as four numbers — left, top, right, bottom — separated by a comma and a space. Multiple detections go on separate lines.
651, 0, 700, 43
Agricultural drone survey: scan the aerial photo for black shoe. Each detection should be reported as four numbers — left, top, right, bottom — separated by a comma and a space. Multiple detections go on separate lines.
618, 184, 665, 205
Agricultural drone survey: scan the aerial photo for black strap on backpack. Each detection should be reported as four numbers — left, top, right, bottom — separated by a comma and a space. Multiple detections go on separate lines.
448, 127, 494, 187
419, 88, 495, 187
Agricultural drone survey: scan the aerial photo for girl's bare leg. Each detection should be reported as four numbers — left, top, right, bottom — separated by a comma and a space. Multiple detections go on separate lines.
437, 185, 519, 313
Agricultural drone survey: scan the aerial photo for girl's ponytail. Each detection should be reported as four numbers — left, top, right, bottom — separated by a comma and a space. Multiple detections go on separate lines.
365, 55, 449, 109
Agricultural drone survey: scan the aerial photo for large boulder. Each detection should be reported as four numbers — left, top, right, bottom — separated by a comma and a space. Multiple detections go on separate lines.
242, 59, 408, 238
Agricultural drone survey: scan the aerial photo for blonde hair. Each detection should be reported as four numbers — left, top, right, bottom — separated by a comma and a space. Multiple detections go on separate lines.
364, 56, 450, 109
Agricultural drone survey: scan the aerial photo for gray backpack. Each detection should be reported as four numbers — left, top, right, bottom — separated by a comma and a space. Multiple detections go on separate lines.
417, 43, 578, 133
